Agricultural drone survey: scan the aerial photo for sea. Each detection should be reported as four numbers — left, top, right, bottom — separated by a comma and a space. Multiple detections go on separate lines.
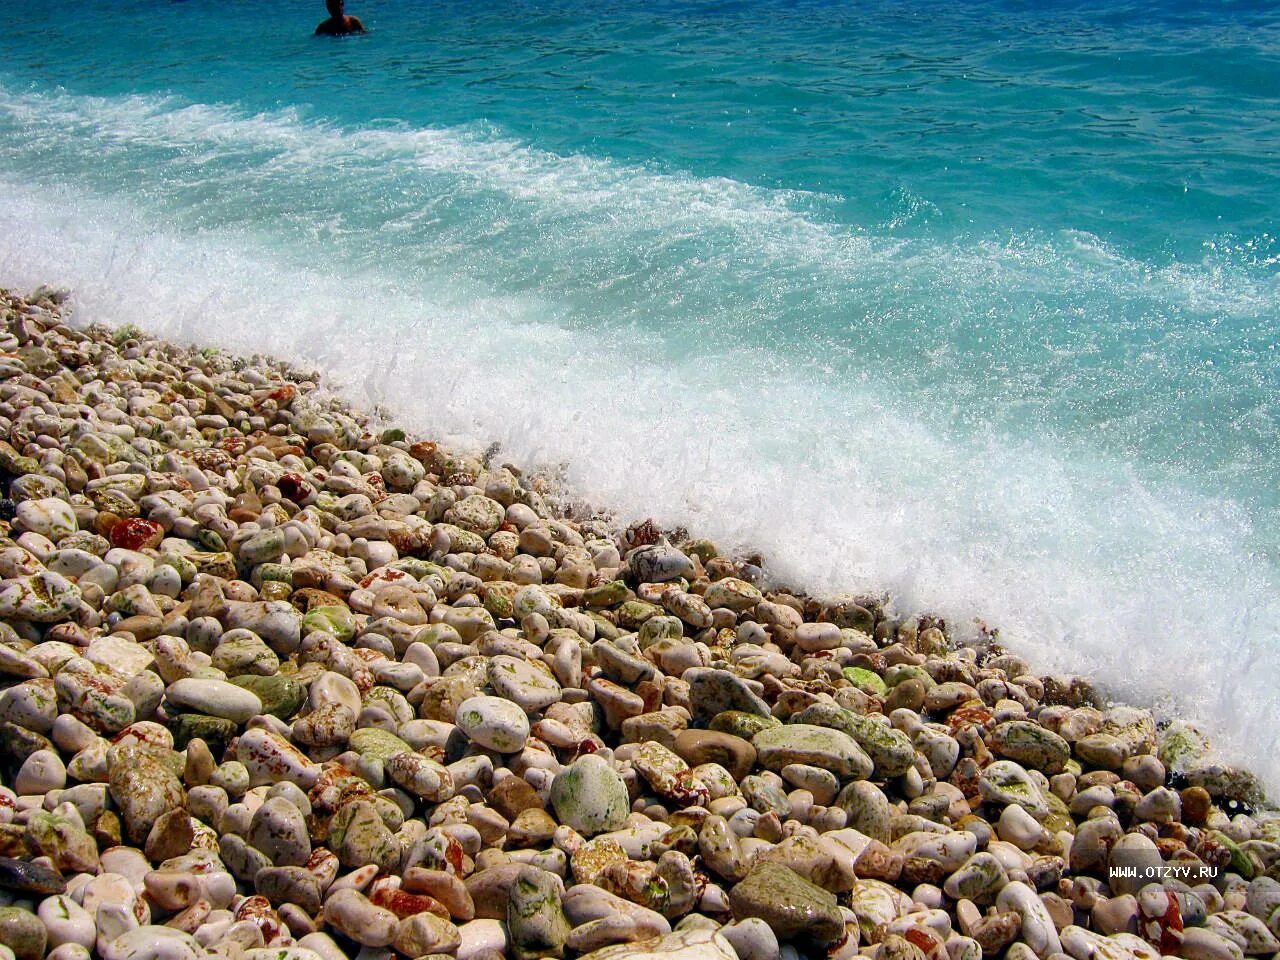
1, 0, 1278, 792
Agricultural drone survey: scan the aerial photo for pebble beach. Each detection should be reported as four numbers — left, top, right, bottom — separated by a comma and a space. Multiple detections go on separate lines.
0, 283, 1275, 960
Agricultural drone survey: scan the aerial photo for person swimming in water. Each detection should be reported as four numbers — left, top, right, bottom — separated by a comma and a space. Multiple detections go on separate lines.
315, 0, 365, 36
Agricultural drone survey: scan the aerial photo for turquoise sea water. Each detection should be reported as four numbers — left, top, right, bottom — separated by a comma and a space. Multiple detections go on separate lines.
2, 2, 1278, 786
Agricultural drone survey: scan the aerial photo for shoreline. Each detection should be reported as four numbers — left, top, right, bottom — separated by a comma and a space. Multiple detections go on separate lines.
0, 283, 1273, 960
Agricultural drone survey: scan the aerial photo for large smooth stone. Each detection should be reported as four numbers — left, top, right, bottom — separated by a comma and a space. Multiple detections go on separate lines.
978, 760, 1050, 818
728, 862, 844, 944
166, 678, 262, 724
990, 721, 1071, 774
685, 669, 770, 723
456, 695, 531, 753
0, 905, 47, 960
997, 880, 1064, 957
550, 754, 630, 837
672, 729, 757, 781
627, 545, 695, 584
789, 702, 916, 778
488, 656, 562, 712
108, 753, 185, 845
99, 927, 204, 960
0, 573, 81, 623
753, 723, 873, 780
507, 866, 569, 960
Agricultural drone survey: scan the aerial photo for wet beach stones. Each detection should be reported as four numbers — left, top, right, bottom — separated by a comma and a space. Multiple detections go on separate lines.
0, 287, 1270, 960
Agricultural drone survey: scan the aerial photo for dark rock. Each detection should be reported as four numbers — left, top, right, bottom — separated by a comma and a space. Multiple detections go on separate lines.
728, 862, 843, 944
0, 857, 65, 895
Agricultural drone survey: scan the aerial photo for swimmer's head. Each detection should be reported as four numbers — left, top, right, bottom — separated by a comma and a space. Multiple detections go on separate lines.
326, 0, 344, 16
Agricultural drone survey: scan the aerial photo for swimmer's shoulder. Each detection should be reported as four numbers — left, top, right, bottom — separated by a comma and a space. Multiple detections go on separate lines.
315, 16, 365, 35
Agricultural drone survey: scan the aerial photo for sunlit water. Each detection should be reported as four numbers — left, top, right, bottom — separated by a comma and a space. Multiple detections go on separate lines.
2, 0, 1278, 790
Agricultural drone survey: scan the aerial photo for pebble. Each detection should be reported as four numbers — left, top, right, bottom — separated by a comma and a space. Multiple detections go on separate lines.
0, 572, 81, 622
248, 796, 311, 866
393, 912, 462, 957
99, 928, 203, 960
108, 752, 186, 844
550, 755, 630, 836
686, 669, 771, 723
457, 917, 509, 960
328, 800, 399, 872
720, 918, 781, 960
627, 545, 695, 584
323, 889, 398, 948
990, 721, 1072, 774
943, 851, 1007, 902
752, 723, 873, 780
0, 858, 66, 896
1177, 928, 1245, 960
728, 862, 845, 944
14, 748, 66, 795
577, 927, 739, 960
997, 881, 1064, 957
507, 866, 570, 960
673, 729, 757, 782
14, 498, 77, 541
0, 906, 47, 960
489, 655, 562, 712
37, 895, 95, 951
456, 695, 532, 753
979, 761, 1050, 818
166, 678, 263, 724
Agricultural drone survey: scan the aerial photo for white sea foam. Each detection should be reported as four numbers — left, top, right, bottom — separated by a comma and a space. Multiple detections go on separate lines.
2, 85, 1279, 796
